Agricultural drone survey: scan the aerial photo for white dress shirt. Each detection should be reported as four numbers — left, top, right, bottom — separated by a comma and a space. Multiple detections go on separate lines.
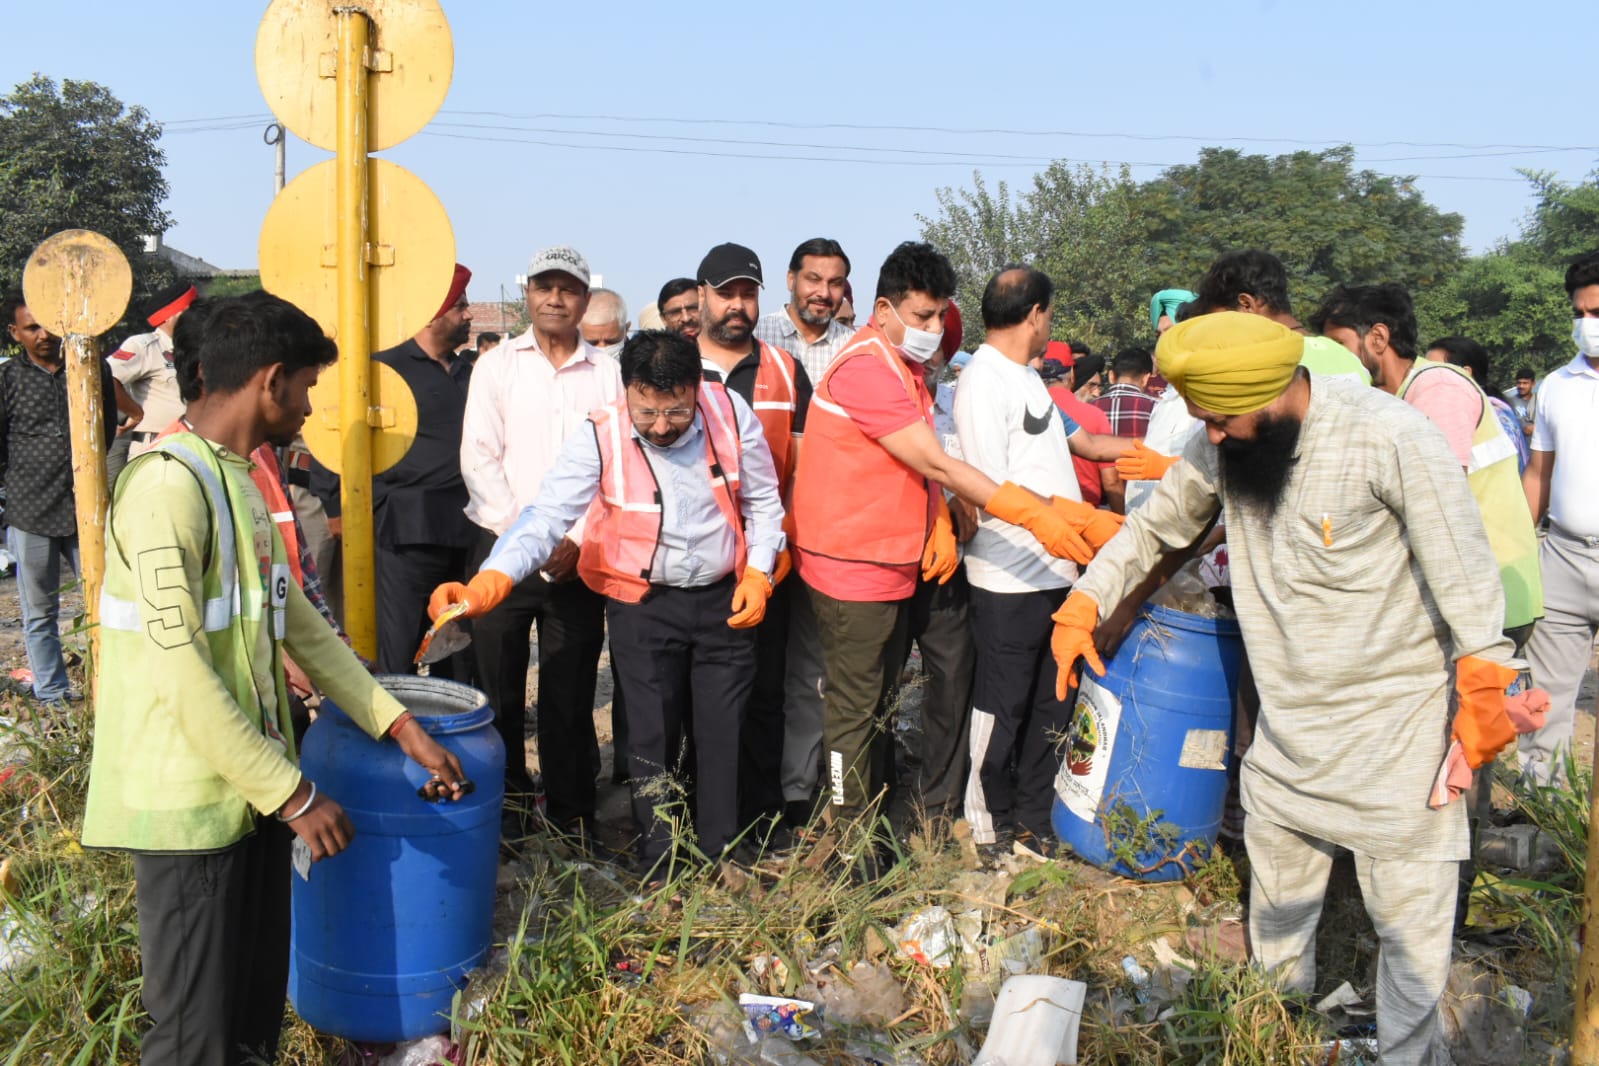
483, 390, 785, 588
1531, 353, 1599, 537
461, 328, 623, 535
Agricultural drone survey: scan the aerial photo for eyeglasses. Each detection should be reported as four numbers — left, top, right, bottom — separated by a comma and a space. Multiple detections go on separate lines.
661, 305, 698, 321
630, 406, 696, 425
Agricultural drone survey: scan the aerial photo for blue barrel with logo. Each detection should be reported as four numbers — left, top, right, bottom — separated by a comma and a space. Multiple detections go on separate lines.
1052, 604, 1243, 882
290, 675, 504, 1042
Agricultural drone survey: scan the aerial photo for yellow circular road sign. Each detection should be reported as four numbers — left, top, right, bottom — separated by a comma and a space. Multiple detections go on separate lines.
256, 0, 453, 153
259, 157, 456, 352
301, 360, 418, 477
22, 230, 131, 337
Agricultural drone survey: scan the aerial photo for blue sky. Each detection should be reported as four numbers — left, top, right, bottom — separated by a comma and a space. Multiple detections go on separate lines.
7, 1, 1595, 324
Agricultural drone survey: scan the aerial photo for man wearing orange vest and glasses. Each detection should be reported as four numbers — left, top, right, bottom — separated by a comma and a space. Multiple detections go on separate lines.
693, 242, 812, 838
790, 241, 1119, 877
431, 330, 785, 874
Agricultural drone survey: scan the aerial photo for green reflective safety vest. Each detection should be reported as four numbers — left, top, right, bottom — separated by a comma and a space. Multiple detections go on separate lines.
84, 432, 297, 852
1397, 362, 1543, 631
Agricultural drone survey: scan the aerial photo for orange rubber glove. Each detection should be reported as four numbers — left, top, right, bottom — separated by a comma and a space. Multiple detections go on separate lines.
1451, 656, 1520, 770
428, 569, 514, 621
922, 494, 959, 585
1050, 590, 1106, 701
985, 482, 1092, 565
728, 567, 774, 628
1115, 439, 1181, 481
772, 548, 793, 587
1050, 496, 1126, 553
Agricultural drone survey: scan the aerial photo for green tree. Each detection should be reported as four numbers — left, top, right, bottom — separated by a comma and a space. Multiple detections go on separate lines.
1415, 166, 1598, 378
1137, 147, 1464, 322
919, 146, 1468, 354
0, 75, 173, 337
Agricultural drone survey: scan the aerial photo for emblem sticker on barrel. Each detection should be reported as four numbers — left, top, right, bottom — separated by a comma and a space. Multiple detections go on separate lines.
1178, 728, 1229, 771
1056, 673, 1121, 823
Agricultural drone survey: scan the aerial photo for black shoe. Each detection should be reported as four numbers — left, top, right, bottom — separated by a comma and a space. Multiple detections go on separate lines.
782, 799, 815, 831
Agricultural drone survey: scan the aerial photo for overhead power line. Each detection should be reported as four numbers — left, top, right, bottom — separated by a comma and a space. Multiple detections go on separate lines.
150, 110, 1586, 182
436, 109, 1599, 155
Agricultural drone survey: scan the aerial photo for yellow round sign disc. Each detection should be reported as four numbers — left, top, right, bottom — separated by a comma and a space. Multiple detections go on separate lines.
21, 230, 132, 337
258, 157, 456, 352
300, 359, 418, 477
256, 0, 453, 153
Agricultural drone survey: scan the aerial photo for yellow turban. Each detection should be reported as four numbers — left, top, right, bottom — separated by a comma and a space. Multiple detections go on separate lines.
1155, 312, 1304, 415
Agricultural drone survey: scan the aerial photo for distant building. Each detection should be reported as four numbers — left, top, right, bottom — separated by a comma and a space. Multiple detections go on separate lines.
143, 234, 256, 283
465, 301, 520, 349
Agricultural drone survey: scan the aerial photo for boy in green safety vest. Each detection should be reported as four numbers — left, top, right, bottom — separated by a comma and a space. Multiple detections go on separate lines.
82, 292, 466, 1066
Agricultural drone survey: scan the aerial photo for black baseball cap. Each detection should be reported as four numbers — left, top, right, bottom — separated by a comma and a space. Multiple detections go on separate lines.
696, 243, 763, 288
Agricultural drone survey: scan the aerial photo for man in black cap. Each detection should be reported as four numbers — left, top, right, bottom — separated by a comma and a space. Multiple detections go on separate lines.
694, 243, 814, 839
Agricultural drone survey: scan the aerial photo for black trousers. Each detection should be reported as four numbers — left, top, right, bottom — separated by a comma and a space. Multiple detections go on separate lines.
606, 576, 756, 865
133, 821, 293, 1066
375, 542, 475, 679
470, 528, 605, 827
894, 568, 976, 814
737, 577, 795, 827
966, 585, 1072, 843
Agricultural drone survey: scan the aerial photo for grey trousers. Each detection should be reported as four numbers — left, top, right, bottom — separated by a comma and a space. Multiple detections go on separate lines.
780, 583, 828, 804
1247, 816, 1456, 1066
1521, 527, 1599, 785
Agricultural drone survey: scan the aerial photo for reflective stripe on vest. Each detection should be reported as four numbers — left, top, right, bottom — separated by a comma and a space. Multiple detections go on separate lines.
578, 381, 747, 602
100, 440, 241, 635
750, 342, 798, 485
1398, 360, 1544, 628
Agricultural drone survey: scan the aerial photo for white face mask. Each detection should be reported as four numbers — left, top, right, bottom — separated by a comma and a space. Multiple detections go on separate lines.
595, 342, 624, 360
885, 300, 944, 364
1574, 317, 1599, 358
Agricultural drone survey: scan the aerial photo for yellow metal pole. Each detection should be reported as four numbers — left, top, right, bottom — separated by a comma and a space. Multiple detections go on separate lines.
334, 7, 377, 659
1576, 728, 1599, 1061
63, 332, 109, 664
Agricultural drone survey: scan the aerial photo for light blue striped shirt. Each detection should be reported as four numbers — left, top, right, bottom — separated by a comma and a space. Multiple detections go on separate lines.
483, 389, 784, 588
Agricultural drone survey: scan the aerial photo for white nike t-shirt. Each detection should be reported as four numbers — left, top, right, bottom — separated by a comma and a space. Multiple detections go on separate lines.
954, 345, 1081, 593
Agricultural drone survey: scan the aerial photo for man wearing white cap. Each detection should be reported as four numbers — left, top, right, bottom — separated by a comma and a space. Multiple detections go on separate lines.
460, 245, 623, 839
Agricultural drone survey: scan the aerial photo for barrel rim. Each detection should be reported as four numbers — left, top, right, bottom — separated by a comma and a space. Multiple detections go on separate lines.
371, 674, 494, 735
1139, 602, 1240, 636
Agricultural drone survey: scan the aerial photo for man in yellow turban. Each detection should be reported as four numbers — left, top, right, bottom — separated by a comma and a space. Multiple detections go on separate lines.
1047, 308, 1533, 1065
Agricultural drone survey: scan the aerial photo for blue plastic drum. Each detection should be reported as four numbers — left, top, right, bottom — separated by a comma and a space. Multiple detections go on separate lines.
1053, 604, 1243, 881
290, 675, 505, 1042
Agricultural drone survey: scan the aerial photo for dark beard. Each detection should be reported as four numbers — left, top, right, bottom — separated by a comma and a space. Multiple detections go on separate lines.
795, 301, 834, 329
1218, 411, 1302, 516
707, 312, 752, 346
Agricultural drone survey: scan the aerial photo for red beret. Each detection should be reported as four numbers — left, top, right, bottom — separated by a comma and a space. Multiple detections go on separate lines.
1044, 339, 1074, 367
147, 284, 197, 328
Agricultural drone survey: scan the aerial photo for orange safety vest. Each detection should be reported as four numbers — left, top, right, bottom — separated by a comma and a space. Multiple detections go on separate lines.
748, 341, 799, 487
577, 381, 748, 604
791, 322, 934, 567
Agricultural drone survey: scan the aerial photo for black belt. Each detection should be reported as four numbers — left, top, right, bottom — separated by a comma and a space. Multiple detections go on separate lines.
286, 468, 312, 489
